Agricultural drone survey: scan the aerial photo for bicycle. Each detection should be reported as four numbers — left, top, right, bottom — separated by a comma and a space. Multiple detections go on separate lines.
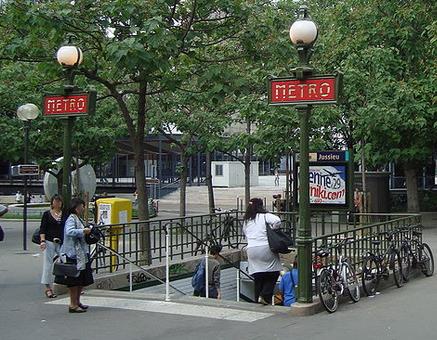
361, 230, 403, 297
398, 225, 434, 281
317, 237, 360, 313
194, 208, 242, 255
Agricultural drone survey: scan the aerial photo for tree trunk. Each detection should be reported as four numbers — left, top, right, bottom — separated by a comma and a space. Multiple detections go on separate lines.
404, 164, 420, 212
56, 171, 63, 197
134, 143, 151, 265
179, 150, 188, 217
206, 151, 215, 213
135, 81, 149, 222
134, 80, 150, 264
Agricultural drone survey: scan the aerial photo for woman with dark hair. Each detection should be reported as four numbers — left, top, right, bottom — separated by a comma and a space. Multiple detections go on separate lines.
57, 198, 93, 313
39, 195, 66, 298
243, 198, 282, 305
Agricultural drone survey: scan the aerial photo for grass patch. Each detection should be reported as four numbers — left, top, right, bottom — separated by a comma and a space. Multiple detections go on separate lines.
1, 212, 43, 220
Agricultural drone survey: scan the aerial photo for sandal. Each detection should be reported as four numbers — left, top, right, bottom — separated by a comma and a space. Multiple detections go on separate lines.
69, 306, 87, 313
45, 288, 57, 299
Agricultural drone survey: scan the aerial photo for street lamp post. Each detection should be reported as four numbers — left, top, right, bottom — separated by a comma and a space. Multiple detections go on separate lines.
17, 103, 40, 250
56, 44, 83, 208
289, 6, 318, 303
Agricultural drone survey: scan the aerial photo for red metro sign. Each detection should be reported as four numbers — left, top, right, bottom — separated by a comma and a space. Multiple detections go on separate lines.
268, 74, 341, 106
43, 92, 96, 117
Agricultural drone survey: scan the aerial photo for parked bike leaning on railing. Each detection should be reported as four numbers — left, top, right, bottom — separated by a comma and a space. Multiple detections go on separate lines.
398, 225, 434, 282
317, 237, 361, 313
361, 229, 404, 297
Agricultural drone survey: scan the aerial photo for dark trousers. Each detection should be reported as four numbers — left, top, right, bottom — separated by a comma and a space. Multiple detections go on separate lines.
253, 271, 280, 304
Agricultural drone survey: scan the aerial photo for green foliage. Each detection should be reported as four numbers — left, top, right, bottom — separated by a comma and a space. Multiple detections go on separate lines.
0, 0, 435, 184
312, 0, 436, 167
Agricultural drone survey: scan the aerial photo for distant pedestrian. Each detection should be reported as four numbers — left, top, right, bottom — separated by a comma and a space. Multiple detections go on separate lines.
57, 198, 93, 313
193, 244, 222, 299
39, 195, 66, 298
243, 198, 282, 305
279, 260, 298, 307
274, 169, 280, 187
15, 191, 23, 203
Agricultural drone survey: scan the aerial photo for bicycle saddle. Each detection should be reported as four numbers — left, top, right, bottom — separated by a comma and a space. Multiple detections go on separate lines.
371, 240, 381, 246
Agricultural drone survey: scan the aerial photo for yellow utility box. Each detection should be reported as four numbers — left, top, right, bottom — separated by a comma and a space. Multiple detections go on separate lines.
96, 197, 132, 225
96, 198, 132, 272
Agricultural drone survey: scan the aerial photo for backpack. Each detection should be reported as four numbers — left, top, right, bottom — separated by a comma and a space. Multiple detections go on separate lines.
191, 259, 206, 291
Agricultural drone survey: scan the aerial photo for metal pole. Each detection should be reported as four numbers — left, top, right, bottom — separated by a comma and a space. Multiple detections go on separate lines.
296, 105, 312, 303
22, 122, 30, 251
205, 244, 209, 299
165, 224, 170, 302
236, 268, 240, 302
197, 152, 201, 186
158, 138, 162, 199
129, 261, 133, 293
62, 117, 74, 207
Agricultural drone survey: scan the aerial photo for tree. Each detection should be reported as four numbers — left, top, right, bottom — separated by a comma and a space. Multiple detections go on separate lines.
311, 0, 436, 212
0, 55, 124, 170
0, 0, 252, 223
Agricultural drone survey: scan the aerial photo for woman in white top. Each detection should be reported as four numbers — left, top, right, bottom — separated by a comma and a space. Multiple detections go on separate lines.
243, 198, 282, 305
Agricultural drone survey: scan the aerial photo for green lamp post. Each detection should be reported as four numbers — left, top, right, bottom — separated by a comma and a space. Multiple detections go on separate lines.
289, 5, 318, 303
17, 103, 40, 250
56, 44, 83, 208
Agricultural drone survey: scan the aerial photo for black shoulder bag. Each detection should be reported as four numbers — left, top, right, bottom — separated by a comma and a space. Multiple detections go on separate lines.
264, 214, 293, 254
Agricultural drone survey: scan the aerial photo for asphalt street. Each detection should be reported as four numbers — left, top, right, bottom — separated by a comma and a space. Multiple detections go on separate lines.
1, 214, 437, 340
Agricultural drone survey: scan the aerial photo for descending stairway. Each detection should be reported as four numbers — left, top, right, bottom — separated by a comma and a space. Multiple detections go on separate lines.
136, 267, 241, 302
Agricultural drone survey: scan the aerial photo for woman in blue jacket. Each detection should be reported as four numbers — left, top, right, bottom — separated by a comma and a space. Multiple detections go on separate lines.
57, 198, 93, 313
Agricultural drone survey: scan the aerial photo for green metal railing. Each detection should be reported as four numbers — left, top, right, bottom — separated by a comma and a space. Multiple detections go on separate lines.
91, 211, 421, 279
311, 213, 422, 294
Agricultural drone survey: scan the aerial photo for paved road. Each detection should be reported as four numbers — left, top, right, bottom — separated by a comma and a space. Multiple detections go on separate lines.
1, 213, 437, 340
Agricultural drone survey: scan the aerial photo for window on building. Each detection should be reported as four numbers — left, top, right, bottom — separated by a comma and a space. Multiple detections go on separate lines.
215, 164, 223, 176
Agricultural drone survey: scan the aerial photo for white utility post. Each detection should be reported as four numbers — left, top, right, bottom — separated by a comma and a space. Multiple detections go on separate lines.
165, 223, 170, 302
205, 244, 209, 299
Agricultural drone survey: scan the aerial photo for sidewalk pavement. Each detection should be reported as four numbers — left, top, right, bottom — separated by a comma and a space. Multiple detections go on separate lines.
1, 211, 436, 340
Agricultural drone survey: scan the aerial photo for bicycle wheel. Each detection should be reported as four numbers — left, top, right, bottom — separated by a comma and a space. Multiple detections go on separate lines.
361, 256, 380, 296
400, 245, 412, 282
419, 243, 434, 277
389, 250, 403, 288
317, 269, 338, 313
343, 262, 360, 302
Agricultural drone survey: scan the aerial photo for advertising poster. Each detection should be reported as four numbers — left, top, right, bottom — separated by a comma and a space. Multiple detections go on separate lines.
296, 164, 348, 206
308, 165, 347, 205
97, 203, 111, 225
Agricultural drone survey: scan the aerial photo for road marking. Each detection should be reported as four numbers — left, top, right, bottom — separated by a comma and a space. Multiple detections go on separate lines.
46, 296, 274, 322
